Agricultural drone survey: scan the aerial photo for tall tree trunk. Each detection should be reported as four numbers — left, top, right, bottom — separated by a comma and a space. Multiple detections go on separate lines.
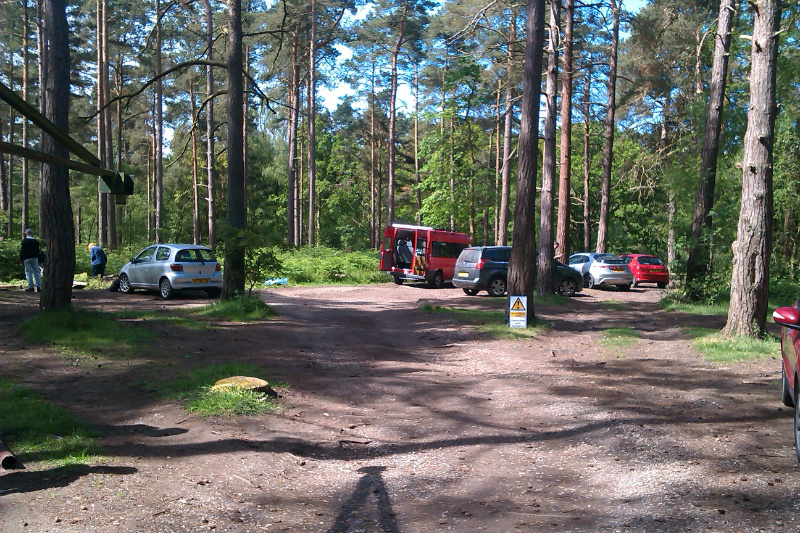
686, 0, 735, 289
96, 0, 107, 247
203, 0, 216, 248
595, 0, 619, 253
386, 5, 407, 227
40, 0, 75, 311
498, 13, 516, 246
538, 0, 559, 296
102, 0, 116, 250
7, 67, 14, 239
37, 0, 47, 240
286, 28, 299, 247
582, 66, 592, 252
307, 0, 317, 246
222, 0, 245, 299
507, 0, 546, 325
449, 114, 454, 231
723, 0, 780, 337
494, 79, 501, 243
555, 0, 574, 262
370, 64, 376, 247
414, 62, 421, 225
154, 0, 164, 243
243, 39, 250, 221
21, 0, 30, 236
190, 77, 200, 245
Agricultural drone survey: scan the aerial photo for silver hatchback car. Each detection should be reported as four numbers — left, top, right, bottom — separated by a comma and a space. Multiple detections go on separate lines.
118, 244, 223, 299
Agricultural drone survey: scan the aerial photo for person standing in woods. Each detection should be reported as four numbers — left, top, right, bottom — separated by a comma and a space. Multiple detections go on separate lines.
19, 229, 41, 292
88, 243, 108, 277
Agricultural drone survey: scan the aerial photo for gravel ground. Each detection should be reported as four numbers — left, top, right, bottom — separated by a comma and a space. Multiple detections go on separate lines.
0, 282, 799, 533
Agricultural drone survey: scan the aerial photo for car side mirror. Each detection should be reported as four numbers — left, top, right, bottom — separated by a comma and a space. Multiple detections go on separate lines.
130, 258, 136, 264
773, 307, 800, 329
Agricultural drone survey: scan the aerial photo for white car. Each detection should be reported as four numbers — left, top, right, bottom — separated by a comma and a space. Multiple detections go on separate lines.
117, 244, 222, 299
568, 252, 633, 291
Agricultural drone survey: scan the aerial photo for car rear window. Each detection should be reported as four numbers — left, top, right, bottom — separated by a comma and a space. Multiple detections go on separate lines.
176, 249, 216, 262
459, 250, 481, 263
637, 256, 663, 265
596, 254, 624, 264
483, 248, 510, 262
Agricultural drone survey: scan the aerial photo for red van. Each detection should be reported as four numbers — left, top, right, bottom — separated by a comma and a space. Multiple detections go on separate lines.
379, 224, 471, 288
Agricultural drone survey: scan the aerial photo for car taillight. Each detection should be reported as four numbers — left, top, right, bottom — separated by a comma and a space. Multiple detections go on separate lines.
215, 264, 221, 272
170, 264, 183, 272
476, 259, 484, 269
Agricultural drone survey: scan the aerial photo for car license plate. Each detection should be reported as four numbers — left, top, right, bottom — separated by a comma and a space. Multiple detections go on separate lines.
611, 266, 623, 272
458, 272, 469, 278
193, 278, 210, 284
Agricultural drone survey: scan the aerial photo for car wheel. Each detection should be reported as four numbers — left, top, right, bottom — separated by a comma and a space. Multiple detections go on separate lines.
794, 385, 800, 463
558, 278, 577, 297
487, 277, 506, 297
463, 288, 479, 296
618, 284, 632, 292
393, 275, 404, 285
205, 287, 221, 298
783, 365, 795, 407
118, 273, 134, 294
428, 271, 444, 289
585, 274, 595, 290
159, 278, 174, 300
657, 282, 667, 289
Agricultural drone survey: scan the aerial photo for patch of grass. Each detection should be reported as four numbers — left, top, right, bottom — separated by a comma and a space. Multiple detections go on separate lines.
185, 387, 277, 417
659, 298, 729, 316
0, 379, 104, 466
18, 308, 153, 359
532, 293, 571, 306
153, 362, 286, 417
602, 300, 626, 311
599, 327, 640, 349
684, 326, 778, 362
419, 304, 550, 339
190, 297, 276, 322
111, 309, 212, 330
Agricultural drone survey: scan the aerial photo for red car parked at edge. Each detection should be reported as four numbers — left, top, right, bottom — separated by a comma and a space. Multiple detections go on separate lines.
619, 253, 669, 288
772, 304, 800, 461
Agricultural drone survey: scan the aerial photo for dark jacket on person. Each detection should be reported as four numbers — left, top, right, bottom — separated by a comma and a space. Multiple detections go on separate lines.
90, 245, 107, 267
20, 237, 40, 261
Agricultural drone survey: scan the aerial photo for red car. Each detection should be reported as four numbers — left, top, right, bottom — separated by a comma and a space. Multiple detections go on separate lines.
620, 254, 669, 288
772, 305, 800, 461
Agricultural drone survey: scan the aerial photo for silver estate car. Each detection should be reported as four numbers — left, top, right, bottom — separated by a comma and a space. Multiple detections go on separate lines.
118, 244, 222, 299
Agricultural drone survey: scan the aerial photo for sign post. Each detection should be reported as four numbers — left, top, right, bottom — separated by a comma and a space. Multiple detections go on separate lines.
508, 295, 527, 329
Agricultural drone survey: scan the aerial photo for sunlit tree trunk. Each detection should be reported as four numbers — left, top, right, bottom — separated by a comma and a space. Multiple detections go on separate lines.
21, 0, 30, 236
538, 0, 559, 296
498, 13, 516, 246
555, 0, 574, 262
40, 0, 75, 311
507, 0, 546, 325
307, 0, 317, 246
582, 66, 592, 251
154, 0, 164, 243
222, 0, 246, 298
686, 0, 735, 289
595, 0, 619, 253
204, 0, 217, 248
190, 77, 200, 245
723, 0, 780, 337
286, 28, 299, 247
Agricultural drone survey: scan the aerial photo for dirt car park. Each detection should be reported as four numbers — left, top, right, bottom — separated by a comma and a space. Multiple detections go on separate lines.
0, 283, 798, 533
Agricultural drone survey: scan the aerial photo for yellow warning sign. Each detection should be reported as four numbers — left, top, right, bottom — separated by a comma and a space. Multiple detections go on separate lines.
508, 295, 528, 329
